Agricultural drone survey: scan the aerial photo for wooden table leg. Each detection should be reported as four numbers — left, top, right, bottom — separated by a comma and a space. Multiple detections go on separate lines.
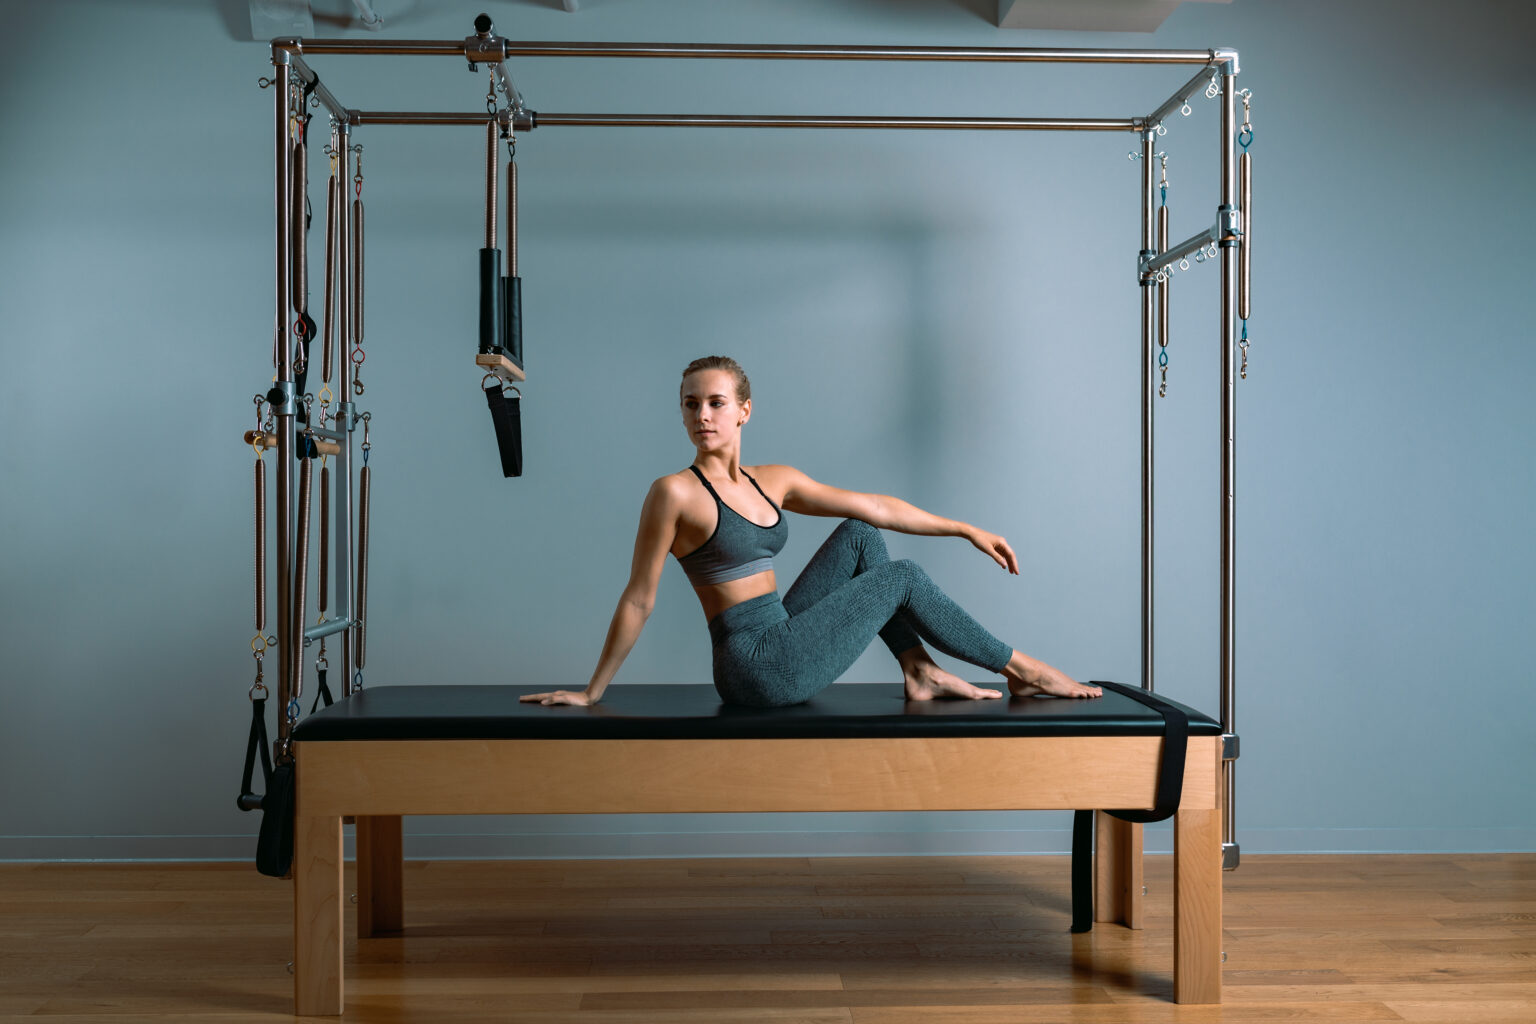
294, 813, 344, 1015
356, 814, 403, 937
1173, 806, 1222, 1004
1094, 813, 1143, 928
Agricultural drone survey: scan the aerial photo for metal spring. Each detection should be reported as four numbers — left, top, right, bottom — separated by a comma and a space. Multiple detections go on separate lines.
318, 462, 330, 617
506, 158, 518, 277
352, 197, 365, 349
354, 464, 371, 670
1239, 150, 1251, 321
292, 455, 313, 703
322, 175, 339, 385
291, 143, 307, 315
254, 458, 266, 634
1157, 204, 1170, 365
484, 120, 499, 250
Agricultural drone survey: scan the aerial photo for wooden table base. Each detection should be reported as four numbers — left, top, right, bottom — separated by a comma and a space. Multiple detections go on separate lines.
292, 734, 1222, 1014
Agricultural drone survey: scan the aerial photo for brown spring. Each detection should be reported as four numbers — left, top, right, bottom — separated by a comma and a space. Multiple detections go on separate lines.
292, 455, 313, 704
485, 120, 500, 250
318, 462, 330, 617
354, 464, 371, 670
1239, 151, 1251, 322
291, 143, 308, 316
322, 175, 339, 385
254, 457, 266, 634
1157, 205, 1170, 354
352, 197, 365, 350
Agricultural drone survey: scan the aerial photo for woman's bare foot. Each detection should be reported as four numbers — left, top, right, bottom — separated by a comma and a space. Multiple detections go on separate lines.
1004, 650, 1102, 699
899, 649, 1003, 701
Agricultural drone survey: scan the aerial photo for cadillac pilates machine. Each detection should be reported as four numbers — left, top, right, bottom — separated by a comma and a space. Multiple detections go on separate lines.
241, 16, 1253, 1014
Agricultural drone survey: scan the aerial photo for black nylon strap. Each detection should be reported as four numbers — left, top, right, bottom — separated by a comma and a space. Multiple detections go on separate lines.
1097, 680, 1188, 825
485, 385, 523, 477
238, 698, 272, 811
1070, 809, 1095, 933
1068, 680, 1190, 932
310, 667, 335, 715
255, 762, 295, 878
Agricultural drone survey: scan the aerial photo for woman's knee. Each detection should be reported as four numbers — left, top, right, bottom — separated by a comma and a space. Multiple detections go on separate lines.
887, 558, 931, 590
834, 518, 886, 555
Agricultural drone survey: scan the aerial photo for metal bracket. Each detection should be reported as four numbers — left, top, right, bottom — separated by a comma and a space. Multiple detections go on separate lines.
267, 380, 298, 416
1218, 205, 1242, 240
1222, 842, 1241, 871
1222, 733, 1240, 761
1213, 47, 1240, 75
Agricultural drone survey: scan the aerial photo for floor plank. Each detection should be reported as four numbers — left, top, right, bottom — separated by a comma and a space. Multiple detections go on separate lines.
0, 854, 1532, 1021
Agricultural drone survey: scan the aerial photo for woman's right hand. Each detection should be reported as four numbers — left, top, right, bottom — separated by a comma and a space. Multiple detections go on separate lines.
519, 690, 595, 707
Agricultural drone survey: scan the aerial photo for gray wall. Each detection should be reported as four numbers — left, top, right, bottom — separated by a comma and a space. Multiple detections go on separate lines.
1, 0, 1531, 861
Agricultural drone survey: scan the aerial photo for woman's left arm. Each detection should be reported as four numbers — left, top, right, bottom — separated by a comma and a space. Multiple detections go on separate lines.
765, 465, 1018, 574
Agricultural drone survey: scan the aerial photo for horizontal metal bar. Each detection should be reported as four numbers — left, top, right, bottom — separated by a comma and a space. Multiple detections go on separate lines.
1146, 64, 1219, 129
535, 113, 1143, 131
281, 37, 1219, 65
346, 110, 535, 129
282, 38, 469, 57
304, 616, 355, 642
301, 423, 347, 443
1140, 223, 1220, 275
500, 41, 1218, 64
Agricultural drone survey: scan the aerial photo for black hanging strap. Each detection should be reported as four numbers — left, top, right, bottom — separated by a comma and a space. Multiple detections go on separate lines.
484, 383, 523, 477
310, 666, 335, 715
1069, 680, 1190, 933
1070, 809, 1096, 933
255, 762, 295, 878
237, 697, 272, 813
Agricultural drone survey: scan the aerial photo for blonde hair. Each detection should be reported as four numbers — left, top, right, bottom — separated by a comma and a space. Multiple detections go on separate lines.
680, 355, 751, 404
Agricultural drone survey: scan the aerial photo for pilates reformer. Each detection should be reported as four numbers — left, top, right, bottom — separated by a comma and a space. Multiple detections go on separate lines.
237, 15, 1254, 1014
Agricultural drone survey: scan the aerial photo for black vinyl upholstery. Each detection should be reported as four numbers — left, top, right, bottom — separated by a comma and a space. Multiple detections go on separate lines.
291, 683, 1219, 742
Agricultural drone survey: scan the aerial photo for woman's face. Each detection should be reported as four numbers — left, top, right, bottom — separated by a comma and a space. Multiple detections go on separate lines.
681, 369, 750, 452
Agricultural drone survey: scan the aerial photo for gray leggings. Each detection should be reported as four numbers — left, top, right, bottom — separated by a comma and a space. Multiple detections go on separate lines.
708, 519, 1014, 707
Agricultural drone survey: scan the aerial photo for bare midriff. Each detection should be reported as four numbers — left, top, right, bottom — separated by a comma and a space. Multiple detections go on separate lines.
694, 568, 778, 622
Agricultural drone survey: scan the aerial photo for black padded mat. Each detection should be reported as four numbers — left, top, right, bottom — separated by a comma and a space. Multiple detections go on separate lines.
291, 683, 1220, 742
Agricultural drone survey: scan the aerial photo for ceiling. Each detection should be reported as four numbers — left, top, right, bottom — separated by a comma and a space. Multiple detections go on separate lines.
250, 1, 1232, 40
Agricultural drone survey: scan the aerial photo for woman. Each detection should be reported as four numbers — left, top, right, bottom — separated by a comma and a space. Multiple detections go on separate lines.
521, 356, 1101, 708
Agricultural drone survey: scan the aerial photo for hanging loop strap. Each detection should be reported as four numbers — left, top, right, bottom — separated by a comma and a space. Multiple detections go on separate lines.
1069, 680, 1191, 933
484, 377, 523, 478
237, 696, 272, 812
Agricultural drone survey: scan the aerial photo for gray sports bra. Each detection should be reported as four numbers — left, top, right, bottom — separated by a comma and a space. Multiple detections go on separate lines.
675, 466, 789, 586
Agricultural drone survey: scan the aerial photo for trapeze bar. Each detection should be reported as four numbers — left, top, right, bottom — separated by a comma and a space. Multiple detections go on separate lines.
1140, 224, 1221, 276
535, 113, 1142, 131
304, 616, 355, 642
1146, 64, 1219, 129
280, 37, 1221, 65
246, 430, 341, 457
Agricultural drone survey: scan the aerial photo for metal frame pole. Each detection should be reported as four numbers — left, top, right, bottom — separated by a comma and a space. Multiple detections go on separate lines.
336, 121, 357, 698
1139, 129, 1157, 694
1218, 61, 1240, 870
272, 57, 295, 751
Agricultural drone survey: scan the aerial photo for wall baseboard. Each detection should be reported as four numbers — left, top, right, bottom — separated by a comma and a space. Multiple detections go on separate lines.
4, 819, 1533, 863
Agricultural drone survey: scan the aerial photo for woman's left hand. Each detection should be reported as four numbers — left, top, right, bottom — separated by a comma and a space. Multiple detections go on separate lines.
519, 690, 594, 707
968, 528, 1019, 574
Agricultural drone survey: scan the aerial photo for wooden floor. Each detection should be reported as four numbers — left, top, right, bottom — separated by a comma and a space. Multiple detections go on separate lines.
0, 853, 1531, 1022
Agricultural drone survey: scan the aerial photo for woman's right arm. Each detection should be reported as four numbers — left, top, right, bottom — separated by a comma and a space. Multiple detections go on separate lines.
519, 477, 681, 706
